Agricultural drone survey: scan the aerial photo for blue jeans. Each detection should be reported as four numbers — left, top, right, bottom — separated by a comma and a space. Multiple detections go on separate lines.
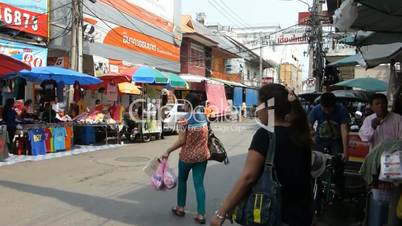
177, 160, 207, 215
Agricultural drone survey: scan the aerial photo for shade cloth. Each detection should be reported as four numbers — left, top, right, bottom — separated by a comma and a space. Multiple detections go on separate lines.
99, 73, 131, 83
6, 66, 101, 85
246, 88, 258, 106
206, 83, 228, 116
233, 87, 243, 107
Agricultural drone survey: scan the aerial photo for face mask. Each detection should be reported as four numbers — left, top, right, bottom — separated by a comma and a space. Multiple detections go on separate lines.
254, 98, 275, 133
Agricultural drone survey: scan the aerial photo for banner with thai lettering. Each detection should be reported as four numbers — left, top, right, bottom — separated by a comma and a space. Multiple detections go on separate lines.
274, 26, 308, 45
98, 0, 174, 33
0, 0, 49, 38
83, 15, 180, 62
0, 39, 47, 67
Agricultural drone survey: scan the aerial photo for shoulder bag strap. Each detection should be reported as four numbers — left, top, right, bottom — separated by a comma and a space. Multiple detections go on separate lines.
265, 131, 276, 166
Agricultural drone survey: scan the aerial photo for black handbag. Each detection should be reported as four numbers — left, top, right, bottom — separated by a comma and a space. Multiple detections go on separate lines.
231, 131, 282, 226
207, 123, 229, 164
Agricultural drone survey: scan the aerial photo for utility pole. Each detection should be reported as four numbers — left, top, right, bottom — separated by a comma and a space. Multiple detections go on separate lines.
70, 0, 83, 72
259, 35, 264, 87
306, 0, 324, 92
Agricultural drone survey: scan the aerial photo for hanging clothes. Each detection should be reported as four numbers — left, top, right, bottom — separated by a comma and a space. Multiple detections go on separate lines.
53, 127, 67, 151
44, 128, 54, 153
28, 128, 46, 155
73, 81, 81, 102
13, 77, 26, 100
106, 83, 118, 102
65, 126, 73, 150
40, 80, 57, 102
110, 104, 123, 122
57, 81, 65, 102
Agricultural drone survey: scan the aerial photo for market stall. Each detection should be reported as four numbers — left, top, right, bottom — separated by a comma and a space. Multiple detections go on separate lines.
2, 66, 103, 155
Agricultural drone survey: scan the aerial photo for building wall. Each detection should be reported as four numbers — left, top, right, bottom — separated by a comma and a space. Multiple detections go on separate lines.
211, 48, 241, 82
354, 64, 390, 82
280, 63, 302, 93
180, 38, 206, 76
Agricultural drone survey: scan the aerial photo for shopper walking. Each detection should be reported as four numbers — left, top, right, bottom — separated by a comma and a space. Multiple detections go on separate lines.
162, 93, 210, 224
210, 84, 313, 226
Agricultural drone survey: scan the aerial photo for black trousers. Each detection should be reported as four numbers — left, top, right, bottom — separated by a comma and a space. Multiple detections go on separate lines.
7, 127, 16, 154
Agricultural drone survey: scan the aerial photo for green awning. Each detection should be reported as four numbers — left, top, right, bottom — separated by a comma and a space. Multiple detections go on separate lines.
163, 73, 188, 88
328, 54, 365, 67
334, 77, 388, 92
340, 31, 402, 46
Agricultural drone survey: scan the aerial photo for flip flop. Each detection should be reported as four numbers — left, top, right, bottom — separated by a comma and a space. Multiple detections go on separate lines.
194, 216, 206, 224
171, 207, 185, 217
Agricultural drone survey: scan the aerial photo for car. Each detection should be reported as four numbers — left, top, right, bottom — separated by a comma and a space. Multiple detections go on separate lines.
162, 102, 187, 133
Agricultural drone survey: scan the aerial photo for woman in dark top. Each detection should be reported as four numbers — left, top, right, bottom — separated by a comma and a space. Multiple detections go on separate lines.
3, 98, 17, 152
210, 84, 313, 226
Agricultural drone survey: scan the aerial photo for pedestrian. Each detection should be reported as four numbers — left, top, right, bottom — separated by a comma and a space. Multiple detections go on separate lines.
3, 98, 17, 153
162, 93, 210, 224
308, 92, 350, 196
359, 93, 402, 151
210, 84, 313, 226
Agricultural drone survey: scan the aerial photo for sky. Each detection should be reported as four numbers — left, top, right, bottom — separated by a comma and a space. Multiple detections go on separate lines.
181, 0, 315, 79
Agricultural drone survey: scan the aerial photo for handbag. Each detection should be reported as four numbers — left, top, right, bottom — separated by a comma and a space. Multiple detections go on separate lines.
397, 192, 402, 219
207, 123, 229, 164
231, 131, 282, 226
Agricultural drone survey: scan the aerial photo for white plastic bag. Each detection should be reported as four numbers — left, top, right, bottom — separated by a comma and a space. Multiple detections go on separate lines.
163, 162, 177, 190
379, 151, 402, 182
143, 157, 160, 177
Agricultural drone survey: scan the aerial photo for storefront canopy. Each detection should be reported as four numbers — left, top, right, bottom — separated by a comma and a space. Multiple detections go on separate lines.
0, 54, 31, 77
209, 77, 247, 87
122, 66, 168, 84
6, 66, 101, 85
163, 72, 188, 88
334, 77, 388, 92
359, 42, 402, 68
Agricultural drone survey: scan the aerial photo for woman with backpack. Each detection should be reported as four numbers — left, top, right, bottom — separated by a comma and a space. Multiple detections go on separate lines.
210, 84, 313, 226
162, 93, 210, 224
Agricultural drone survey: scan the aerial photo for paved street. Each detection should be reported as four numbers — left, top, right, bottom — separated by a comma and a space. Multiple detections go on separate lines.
0, 122, 254, 226
0, 121, 360, 226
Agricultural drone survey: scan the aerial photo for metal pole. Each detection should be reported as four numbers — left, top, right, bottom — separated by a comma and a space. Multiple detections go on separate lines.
77, 0, 83, 73
70, 0, 78, 71
259, 36, 263, 87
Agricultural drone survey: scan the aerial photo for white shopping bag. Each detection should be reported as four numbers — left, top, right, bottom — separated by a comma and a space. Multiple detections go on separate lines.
143, 157, 160, 177
379, 151, 402, 182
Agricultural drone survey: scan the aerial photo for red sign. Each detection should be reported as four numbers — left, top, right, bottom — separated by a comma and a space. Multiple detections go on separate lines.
298, 11, 331, 25
0, 3, 48, 38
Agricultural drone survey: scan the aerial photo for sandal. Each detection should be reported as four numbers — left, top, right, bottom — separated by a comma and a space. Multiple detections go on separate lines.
171, 207, 185, 217
194, 216, 206, 224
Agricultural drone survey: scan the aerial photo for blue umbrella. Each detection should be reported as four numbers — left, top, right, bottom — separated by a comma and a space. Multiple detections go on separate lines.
6, 66, 101, 85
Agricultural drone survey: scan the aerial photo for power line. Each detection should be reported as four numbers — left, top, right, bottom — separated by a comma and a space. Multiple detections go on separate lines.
216, 0, 251, 27
207, 0, 245, 28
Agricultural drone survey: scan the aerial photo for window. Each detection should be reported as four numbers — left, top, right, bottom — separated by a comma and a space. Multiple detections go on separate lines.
190, 43, 205, 67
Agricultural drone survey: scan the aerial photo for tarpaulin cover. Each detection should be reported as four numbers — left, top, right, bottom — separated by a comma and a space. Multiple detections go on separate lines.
206, 83, 228, 115
233, 87, 243, 107
246, 89, 258, 106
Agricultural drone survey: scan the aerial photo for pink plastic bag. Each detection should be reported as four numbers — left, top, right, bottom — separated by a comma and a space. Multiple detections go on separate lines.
151, 159, 165, 190
151, 159, 177, 190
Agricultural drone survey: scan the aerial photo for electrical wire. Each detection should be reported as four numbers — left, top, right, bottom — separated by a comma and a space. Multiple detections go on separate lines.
207, 0, 245, 28
213, 0, 250, 28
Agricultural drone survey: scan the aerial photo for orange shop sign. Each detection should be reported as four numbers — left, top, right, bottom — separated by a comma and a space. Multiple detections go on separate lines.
103, 26, 180, 62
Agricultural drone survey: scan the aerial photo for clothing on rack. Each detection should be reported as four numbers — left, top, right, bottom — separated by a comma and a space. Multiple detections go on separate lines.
40, 80, 57, 102
106, 83, 118, 102
65, 126, 73, 150
73, 82, 81, 102
44, 128, 54, 153
28, 128, 46, 155
53, 127, 67, 151
57, 81, 65, 102
13, 77, 26, 100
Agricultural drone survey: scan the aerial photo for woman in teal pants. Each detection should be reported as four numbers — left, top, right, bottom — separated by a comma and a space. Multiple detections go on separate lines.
162, 93, 210, 224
